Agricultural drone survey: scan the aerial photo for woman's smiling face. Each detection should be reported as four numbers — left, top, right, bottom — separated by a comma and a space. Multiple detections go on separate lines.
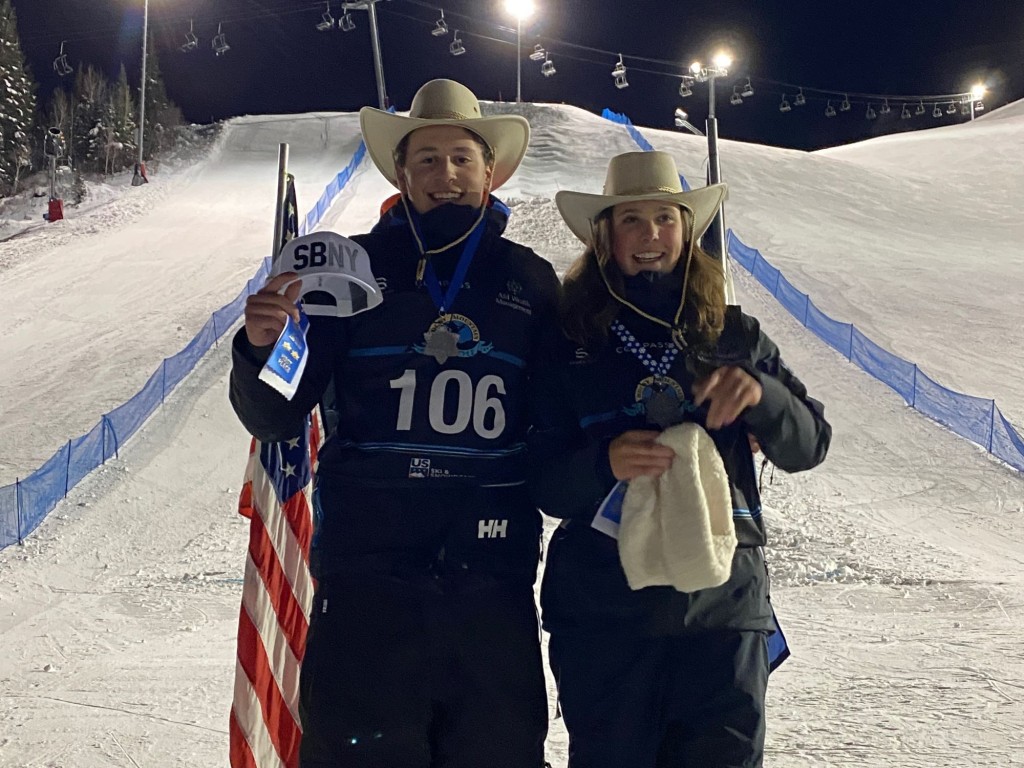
609, 201, 687, 276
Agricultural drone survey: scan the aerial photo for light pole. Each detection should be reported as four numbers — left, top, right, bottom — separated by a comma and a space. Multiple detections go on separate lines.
132, 0, 149, 186
505, 0, 535, 103
342, 1, 389, 109
688, 52, 734, 303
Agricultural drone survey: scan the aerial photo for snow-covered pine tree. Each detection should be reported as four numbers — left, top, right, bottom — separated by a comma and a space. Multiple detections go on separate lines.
0, 0, 38, 196
141, 34, 183, 161
106, 64, 137, 174
72, 65, 109, 174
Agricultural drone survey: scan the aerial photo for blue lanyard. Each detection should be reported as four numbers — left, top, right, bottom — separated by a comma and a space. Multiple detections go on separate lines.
416, 218, 486, 315
611, 319, 680, 377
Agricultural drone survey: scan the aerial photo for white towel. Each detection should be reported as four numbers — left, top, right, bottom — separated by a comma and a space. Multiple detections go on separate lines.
618, 423, 737, 593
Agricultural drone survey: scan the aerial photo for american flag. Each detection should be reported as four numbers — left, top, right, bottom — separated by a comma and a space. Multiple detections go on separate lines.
230, 170, 317, 768
230, 411, 322, 768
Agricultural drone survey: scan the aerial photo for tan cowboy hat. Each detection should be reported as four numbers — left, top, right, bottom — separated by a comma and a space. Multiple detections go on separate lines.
555, 150, 727, 243
359, 79, 530, 191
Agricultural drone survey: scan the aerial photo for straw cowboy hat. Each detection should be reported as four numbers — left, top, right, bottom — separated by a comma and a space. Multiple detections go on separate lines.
555, 151, 727, 243
359, 79, 530, 191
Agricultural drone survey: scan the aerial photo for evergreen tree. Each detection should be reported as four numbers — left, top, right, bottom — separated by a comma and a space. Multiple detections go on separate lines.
72, 65, 110, 174
0, 0, 38, 196
106, 64, 137, 174
141, 35, 183, 161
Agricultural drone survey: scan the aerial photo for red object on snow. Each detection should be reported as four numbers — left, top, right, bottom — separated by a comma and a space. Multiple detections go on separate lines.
47, 198, 64, 222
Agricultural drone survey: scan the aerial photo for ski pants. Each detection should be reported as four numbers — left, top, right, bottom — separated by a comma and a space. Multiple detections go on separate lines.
549, 630, 769, 768
299, 568, 548, 768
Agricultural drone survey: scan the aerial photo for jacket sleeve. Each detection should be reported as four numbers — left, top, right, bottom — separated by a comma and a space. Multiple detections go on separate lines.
526, 344, 619, 520
228, 317, 342, 442
739, 316, 831, 473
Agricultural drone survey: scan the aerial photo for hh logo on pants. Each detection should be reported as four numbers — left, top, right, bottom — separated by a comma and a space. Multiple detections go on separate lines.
478, 519, 508, 539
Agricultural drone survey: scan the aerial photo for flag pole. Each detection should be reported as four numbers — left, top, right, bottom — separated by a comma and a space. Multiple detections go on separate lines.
272, 143, 290, 260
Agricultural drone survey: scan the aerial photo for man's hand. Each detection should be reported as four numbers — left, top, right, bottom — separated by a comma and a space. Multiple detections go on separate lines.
244, 272, 302, 347
609, 430, 675, 481
693, 366, 763, 430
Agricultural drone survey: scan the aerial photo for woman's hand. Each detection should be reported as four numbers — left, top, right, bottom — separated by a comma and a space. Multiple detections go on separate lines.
608, 430, 675, 481
693, 366, 763, 430
243, 272, 302, 347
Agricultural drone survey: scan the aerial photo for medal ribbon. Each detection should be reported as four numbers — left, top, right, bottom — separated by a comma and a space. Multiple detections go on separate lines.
412, 214, 486, 315
611, 319, 679, 377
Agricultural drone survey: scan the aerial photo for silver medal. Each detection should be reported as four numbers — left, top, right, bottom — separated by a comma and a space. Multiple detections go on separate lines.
422, 327, 460, 364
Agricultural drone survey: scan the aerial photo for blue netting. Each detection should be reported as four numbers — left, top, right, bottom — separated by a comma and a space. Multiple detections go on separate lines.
598, 106, 1024, 475
0, 139, 370, 551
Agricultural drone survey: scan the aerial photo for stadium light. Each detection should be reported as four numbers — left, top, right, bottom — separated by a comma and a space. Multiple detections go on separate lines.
969, 84, 986, 120
505, 0, 536, 103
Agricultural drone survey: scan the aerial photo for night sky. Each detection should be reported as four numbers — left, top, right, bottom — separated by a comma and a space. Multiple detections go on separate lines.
10, 0, 1024, 151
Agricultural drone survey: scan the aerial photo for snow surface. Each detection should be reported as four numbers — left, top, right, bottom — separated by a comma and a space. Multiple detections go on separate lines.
1, 101, 1022, 767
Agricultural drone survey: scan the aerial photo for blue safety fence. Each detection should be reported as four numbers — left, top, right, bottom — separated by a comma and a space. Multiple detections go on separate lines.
601, 105, 1024, 474
0, 138, 369, 551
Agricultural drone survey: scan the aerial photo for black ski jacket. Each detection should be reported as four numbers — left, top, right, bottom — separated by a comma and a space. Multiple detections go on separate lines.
528, 297, 831, 637
230, 198, 561, 583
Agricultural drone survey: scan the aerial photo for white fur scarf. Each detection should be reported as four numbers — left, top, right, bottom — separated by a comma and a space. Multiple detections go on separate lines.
618, 423, 737, 593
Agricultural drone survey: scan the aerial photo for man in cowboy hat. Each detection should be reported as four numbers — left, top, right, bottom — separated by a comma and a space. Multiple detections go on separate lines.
230, 79, 558, 767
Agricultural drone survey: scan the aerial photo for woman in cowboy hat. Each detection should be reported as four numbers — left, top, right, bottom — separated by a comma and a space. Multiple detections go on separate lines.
528, 150, 831, 767
231, 79, 558, 767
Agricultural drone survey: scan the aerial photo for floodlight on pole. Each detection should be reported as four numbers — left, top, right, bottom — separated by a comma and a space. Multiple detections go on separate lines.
505, 0, 535, 104
132, 0, 150, 187
687, 49, 734, 303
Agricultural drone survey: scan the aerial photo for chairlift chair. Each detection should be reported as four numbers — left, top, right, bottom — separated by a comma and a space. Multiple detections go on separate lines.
53, 41, 73, 77
901, 103, 912, 119
740, 77, 754, 98
839, 94, 851, 112
915, 100, 926, 115
960, 102, 971, 115
431, 10, 449, 37
180, 20, 199, 52
974, 100, 985, 113
779, 95, 791, 113
932, 103, 942, 117
730, 86, 743, 105
825, 100, 836, 117
679, 80, 693, 97
611, 54, 626, 77
317, 3, 335, 31
879, 98, 891, 114
340, 13, 356, 32
865, 104, 877, 119
946, 102, 957, 114
529, 43, 546, 62
212, 23, 230, 56
794, 88, 806, 106
541, 55, 556, 77
614, 72, 629, 89
450, 31, 466, 56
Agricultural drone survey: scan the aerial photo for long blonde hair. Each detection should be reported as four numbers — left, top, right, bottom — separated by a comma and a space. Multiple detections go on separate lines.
561, 209, 726, 349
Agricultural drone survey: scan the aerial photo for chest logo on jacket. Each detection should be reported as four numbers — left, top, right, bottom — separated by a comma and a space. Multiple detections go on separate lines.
624, 375, 696, 429
414, 313, 494, 364
496, 278, 533, 316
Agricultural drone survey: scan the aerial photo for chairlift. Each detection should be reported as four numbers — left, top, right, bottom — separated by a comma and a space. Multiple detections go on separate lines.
794, 88, 806, 106
730, 86, 743, 105
212, 23, 230, 56
901, 103, 912, 119
614, 72, 629, 89
839, 94, 851, 112
946, 101, 957, 115
879, 98, 891, 114
529, 43, 546, 62
932, 103, 942, 117
679, 79, 693, 98
541, 54, 556, 77
779, 95, 791, 113
865, 103, 877, 120
180, 19, 199, 51
339, 12, 356, 32
915, 100, 926, 115
825, 100, 836, 117
431, 9, 448, 37
974, 100, 985, 113
317, 3, 335, 31
450, 31, 466, 56
740, 77, 754, 98
611, 53, 626, 78
53, 41, 73, 77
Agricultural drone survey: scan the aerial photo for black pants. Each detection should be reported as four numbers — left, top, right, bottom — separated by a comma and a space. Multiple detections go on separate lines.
299, 570, 548, 768
549, 630, 768, 768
